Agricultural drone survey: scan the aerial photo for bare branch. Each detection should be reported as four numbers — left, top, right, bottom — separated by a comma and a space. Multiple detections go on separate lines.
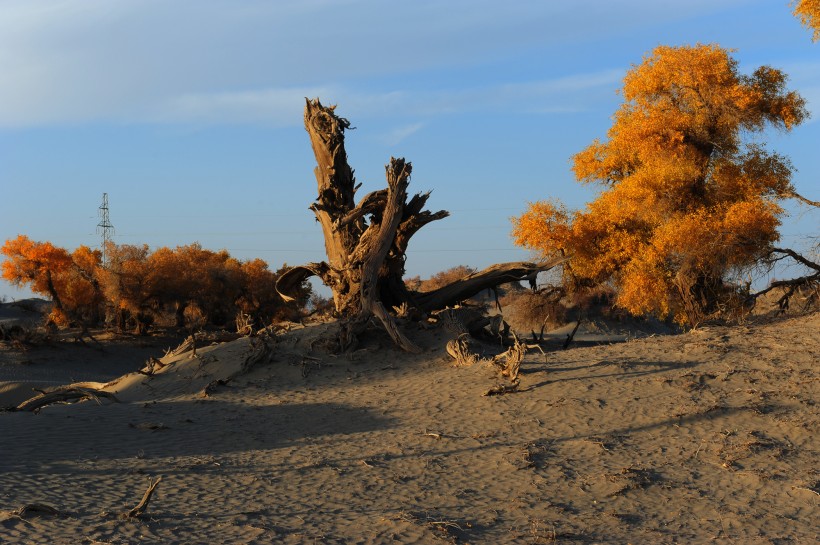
786, 190, 820, 208
770, 248, 820, 273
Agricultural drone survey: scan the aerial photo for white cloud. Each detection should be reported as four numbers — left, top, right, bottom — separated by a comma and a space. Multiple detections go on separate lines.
0, 0, 757, 127
380, 122, 426, 146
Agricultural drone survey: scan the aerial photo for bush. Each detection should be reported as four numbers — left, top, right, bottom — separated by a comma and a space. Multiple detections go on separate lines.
499, 288, 570, 335
416, 265, 476, 293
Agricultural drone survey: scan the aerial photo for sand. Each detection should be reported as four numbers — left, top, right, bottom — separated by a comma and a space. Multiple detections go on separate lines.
1, 312, 818, 544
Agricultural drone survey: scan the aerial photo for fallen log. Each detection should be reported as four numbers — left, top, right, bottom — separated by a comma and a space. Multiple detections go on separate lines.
16, 386, 119, 413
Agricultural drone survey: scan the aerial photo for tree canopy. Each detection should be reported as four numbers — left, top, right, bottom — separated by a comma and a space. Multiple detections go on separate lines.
513, 44, 809, 326
1, 235, 102, 326
793, 0, 820, 41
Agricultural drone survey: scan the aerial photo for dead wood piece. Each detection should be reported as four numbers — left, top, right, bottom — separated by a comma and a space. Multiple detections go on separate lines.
437, 308, 470, 337
235, 311, 254, 336
446, 334, 482, 367
563, 319, 582, 350
488, 315, 505, 340
414, 258, 568, 313
276, 263, 331, 304
483, 381, 520, 396
202, 379, 228, 397
138, 356, 165, 376
749, 248, 820, 311
240, 336, 274, 373
492, 335, 526, 381
121, 476, 162, 519
16, 386, 120, 412
165, 336, 195, 358
786, 189, 820, 208
130, 422, 169, 431
1, 503, 60, 523
437, 306, 498, 339
354, 158, 422, 353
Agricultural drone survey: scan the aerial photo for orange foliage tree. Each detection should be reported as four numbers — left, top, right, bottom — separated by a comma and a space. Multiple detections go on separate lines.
1, 235, 103, 327
101, 243, 155, 333
101, 242, 311, 334
793, 0, 820, 41
513, 44, 809, 326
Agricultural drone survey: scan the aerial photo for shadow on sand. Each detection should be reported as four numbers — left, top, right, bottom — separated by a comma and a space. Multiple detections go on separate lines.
0, 400, 396, 467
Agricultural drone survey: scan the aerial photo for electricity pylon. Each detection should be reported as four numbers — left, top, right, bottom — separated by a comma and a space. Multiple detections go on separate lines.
96, 193, 114, 267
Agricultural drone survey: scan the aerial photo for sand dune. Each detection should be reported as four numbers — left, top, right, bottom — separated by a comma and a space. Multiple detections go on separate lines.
1, 313, 818, 544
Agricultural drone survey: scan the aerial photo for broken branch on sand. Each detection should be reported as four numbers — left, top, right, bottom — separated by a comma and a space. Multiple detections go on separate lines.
0, 503, 60, 524
15, 386, 119, 413
121, 476, 163, 519
483, 381, 521, 396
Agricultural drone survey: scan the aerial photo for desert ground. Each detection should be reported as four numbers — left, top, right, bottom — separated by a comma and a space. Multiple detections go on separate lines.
1, 303, 818, 544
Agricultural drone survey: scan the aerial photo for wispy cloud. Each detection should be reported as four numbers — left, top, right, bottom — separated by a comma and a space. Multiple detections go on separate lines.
0, 0, 757, 127
380, 122, 426, 146
143, 68, 622, 127
155, 86, 330, 126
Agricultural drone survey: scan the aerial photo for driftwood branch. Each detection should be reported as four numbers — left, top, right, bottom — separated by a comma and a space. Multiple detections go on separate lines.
0, 503, 60, 524
483, 382, 520, 396
276, 263, 331, 304
446, 334, 482, 366
492, 335, 526, 381
15, 386, 119, 413
121, 476, 163, 519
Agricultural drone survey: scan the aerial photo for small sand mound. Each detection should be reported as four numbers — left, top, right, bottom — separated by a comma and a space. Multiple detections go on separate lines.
101, 334, 274, 402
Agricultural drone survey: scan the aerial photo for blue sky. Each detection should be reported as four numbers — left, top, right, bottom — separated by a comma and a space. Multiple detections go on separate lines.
1, 0, 818, 300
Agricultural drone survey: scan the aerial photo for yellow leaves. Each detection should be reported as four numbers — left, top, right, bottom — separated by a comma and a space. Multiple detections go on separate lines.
1, 235, 72, 290
793, 0, 820, 41
511, 200, 572, 255
710, 148, 793, 203
617, 251, 672, 318
719, 199, 782, 263
571, 140, 612, 184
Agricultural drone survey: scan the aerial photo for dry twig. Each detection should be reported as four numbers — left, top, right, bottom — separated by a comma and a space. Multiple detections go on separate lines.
121, 476, 162, 519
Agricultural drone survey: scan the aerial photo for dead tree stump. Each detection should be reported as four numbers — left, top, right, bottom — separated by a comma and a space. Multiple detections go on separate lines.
277, 98, 566, 351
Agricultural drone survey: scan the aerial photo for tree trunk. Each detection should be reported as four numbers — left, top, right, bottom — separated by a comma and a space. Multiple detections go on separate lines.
277, 99, 564, 351
174, 301, 187, 329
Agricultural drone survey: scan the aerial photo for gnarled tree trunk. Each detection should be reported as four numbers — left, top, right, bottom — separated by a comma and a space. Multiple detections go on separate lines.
277, 98, 564, 351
